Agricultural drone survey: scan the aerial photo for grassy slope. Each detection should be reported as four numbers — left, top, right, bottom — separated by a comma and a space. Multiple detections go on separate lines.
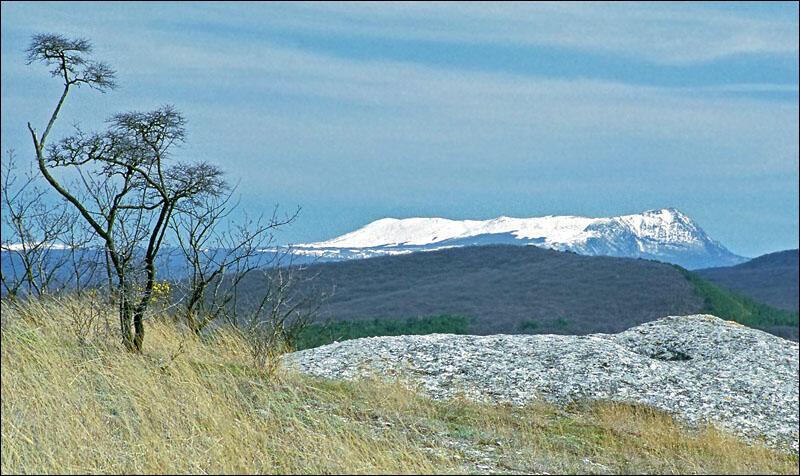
2, 297, 798, 474
677, 266, 799, 339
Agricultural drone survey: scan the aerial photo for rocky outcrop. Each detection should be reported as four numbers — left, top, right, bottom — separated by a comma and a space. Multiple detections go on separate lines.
284, 315, 799, 452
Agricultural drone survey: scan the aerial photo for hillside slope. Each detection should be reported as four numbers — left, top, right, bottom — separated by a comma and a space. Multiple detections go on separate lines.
697, 250, 799, 311
243, 245, 798, 340
3, 297, 796, 474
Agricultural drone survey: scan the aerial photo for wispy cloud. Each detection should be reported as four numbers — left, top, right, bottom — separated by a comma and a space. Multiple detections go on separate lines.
4, 1, 798, 66
198, 1, 799, 65
4, 5, 797, 174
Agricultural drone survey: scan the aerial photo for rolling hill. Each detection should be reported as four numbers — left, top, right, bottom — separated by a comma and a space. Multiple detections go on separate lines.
696, 250, 799, 312
238, 245, 798, 341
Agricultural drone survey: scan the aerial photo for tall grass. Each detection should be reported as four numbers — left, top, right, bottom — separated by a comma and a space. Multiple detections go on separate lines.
2, 295, 797, 474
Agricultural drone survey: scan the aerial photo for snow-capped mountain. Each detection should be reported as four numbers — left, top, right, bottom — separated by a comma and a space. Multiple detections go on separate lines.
289, 208, 746, 269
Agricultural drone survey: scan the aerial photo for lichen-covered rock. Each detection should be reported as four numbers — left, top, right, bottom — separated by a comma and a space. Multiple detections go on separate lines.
283, 315, 799, 452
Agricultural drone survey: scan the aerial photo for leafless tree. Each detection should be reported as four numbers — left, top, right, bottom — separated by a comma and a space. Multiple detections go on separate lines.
26, 34, 225, 351
169, 188, 300, 334
21, 32, 312, 356
237, 264, 325, 372
1, 149, 80, 297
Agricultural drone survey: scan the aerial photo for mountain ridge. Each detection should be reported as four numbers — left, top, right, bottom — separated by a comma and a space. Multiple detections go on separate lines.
290, 208, 746, 269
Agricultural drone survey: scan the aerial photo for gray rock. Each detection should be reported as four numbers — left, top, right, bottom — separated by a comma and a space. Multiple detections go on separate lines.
283, 315, 799, 453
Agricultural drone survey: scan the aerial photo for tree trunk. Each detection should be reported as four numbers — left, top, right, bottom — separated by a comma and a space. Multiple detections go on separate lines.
119, 296, 135, 351
133, 309, 144, 352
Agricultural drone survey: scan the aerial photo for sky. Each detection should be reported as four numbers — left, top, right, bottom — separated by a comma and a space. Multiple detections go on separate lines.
1, 1, 798, 257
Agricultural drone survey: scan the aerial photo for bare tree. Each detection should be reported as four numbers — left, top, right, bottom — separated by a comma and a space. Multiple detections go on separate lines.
169, 187, 300, 334
1, 149, 76, 297
14, 33, 117, 300
170, 191, 329, 370
237, 265, 325, 372
26, 34, 225, 351
21, 32, 309, 357
43, 106, 227, 351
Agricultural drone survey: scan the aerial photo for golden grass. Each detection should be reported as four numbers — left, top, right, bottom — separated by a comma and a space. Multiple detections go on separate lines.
2, 295, 798, 474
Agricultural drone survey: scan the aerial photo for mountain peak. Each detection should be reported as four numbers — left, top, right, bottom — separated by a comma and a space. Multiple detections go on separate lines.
635, 207, 690, 221
296, 209, 744, 269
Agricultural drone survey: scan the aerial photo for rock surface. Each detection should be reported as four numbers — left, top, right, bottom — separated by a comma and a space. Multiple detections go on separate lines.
284, 315, 799, 452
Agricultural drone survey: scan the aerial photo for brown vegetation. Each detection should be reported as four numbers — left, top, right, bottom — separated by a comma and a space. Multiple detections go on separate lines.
2, 295, 797, 474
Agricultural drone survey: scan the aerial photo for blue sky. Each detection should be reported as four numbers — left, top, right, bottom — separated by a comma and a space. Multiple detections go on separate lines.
1, 1, 798, 257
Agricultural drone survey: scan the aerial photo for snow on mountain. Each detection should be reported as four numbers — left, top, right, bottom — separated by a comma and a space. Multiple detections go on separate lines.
307, 215, 597, 249
1, 242, 73, 251
307, 208, 709, 249
291, 208, 746, 269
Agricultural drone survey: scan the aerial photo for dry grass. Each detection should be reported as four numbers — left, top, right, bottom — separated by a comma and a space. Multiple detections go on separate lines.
2, 295, 798, 474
